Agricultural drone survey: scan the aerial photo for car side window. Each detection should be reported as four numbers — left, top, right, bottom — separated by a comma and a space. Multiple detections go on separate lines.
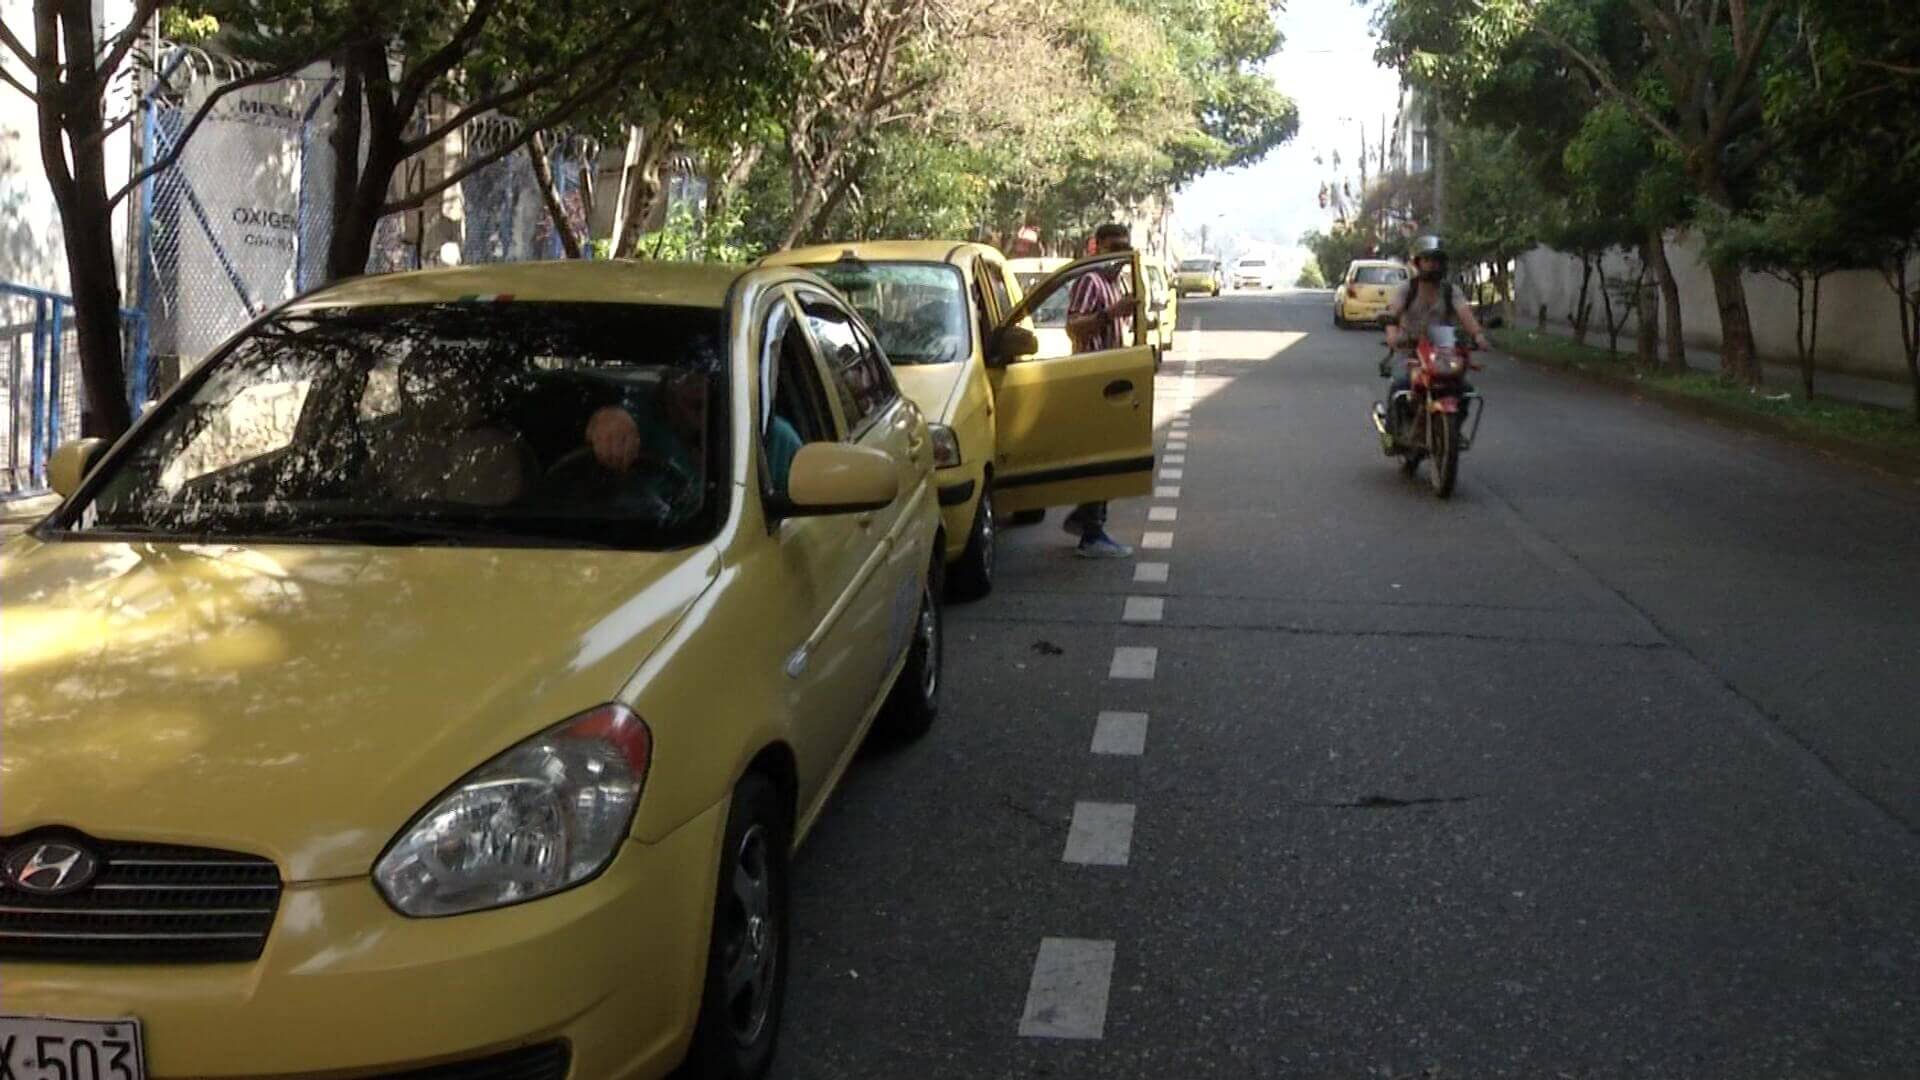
801, 294, 896, 437
760, 296, 835, 498
979, 258, 1014, 323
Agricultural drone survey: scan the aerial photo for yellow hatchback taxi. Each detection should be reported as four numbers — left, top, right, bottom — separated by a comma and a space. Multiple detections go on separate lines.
0, 261, 946, 1080
764, 242, 1156, 599
1142, 261, 1179, 358
1335, 259, 1410, 328
1173, 256, 1222, 297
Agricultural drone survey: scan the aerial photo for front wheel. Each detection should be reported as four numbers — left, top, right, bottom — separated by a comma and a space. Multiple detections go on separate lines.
1428, 409, 1461, 498
947, 484, 995, 601
684, 774, 790, 1080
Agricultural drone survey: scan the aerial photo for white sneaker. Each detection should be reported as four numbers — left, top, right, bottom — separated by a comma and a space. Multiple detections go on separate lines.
1076, 533, 1133, 559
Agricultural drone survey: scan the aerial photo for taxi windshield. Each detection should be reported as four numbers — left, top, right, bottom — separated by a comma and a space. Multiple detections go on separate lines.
49, 302, 728, 550
806, 261, 971, 365
1178, 259, 1215, 272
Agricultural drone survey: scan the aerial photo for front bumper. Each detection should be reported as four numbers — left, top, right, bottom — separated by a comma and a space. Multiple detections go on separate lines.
0, 799, 730, 1080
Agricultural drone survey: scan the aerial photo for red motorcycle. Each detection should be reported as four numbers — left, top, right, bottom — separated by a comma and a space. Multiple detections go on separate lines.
1371, 324, 1483, 498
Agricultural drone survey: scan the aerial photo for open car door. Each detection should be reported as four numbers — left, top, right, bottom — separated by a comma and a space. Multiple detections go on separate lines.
986, 250, 1156, 513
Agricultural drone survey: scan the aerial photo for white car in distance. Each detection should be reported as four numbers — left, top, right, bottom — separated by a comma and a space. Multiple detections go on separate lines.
1231, 257, 1274, 290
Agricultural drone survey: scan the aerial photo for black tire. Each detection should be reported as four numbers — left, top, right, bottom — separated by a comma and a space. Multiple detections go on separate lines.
1429, 410, 1461, 498
947, 483, 996, 602
1334, 311, 1347, 329
1007, 509, 1046, 527
684, 774, 790, 1080
875, 559, 942, 742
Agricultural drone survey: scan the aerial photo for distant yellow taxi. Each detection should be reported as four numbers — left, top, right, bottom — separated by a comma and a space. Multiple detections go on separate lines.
1173, 256, 1223, 297
765, 242, 1156, 598
1143, 260, 1179, 357
1335, 259, 1411, 328
0, 260, 945, 1080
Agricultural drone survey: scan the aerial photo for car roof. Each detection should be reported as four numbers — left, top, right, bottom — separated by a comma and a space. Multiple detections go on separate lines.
765, 240, 1000, 268
1007, 256, 1072, 272
290, 260, 747, 311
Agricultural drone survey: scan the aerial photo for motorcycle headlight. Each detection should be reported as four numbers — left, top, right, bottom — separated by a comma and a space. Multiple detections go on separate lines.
928, 424, 963, 468
374, 703, 653, 917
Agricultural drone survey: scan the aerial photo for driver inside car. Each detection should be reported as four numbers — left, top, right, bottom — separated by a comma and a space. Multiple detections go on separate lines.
580, 371, 802, 517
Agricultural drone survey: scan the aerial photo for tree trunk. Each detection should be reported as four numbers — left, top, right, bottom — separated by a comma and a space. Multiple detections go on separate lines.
611, 126, 672, 259
34, 0, 133, 437
706, 142, 764, 227
1890, 255, 1920, 422
1790, 275, 1813, 400
1601, 268, 1620, 355
1572, 256, 1594, 345
1705, 258, 1761, 385
527, 132, 584, 259
1646, 226, 1685, 372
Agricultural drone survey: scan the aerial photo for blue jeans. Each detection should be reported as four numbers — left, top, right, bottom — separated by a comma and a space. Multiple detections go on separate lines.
1064, 502, 1109, 538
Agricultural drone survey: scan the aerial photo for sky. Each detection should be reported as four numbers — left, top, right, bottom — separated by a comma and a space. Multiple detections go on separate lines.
1171, 0, 1402, 278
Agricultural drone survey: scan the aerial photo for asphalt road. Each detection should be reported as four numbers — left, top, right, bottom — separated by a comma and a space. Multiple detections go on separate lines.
770, 288, 1920, 1079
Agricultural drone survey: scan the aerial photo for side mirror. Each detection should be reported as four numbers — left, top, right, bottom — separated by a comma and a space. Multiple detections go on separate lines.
776, 442, 899, 517
987, 324, 1040, 367
48, 438, 108, 497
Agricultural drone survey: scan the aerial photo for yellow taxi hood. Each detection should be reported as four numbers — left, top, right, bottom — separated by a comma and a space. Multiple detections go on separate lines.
0, 537, 716, 882
890, 362, 970, 424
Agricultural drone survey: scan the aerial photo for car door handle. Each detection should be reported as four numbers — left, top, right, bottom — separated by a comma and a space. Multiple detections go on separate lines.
1103, 379, 1134, 399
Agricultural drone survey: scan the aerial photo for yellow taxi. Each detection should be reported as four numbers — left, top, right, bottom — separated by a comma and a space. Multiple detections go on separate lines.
765, 242, 1156, 598
0, 260, 945, 1080
1173, 256, 1222, 297
1143, 261, 1179, 357
1335, 259, 1411, 328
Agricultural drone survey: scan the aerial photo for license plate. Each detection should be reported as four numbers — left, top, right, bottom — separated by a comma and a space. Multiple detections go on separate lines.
0, 1017, 146, 1080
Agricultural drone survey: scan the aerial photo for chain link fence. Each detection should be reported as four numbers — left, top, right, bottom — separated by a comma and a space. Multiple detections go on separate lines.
136, 46, 593, 387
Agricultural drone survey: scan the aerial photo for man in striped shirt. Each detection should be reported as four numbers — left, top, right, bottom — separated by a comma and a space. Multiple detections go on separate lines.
1060, 222, 1137, 558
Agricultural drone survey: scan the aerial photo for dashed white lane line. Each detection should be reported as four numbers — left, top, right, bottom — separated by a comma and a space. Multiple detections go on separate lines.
1148, 506, 1177, 521
1166, 440, 1187, 451
1141, 531, 1174, 550
1159, 468, 1184, 480
1019, 938, 1116, 1040
1109, 646, 1158, 679
1122, 596, 1164, 623
1063, 802, 1137, 866
1163, 454, 1186, 465
1134, 561, 1169, 584
1091, 711, 1149, 756
1154, 485, 1181, 498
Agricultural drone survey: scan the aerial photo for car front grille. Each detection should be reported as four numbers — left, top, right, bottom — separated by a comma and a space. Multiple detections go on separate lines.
0, 834, 282, 963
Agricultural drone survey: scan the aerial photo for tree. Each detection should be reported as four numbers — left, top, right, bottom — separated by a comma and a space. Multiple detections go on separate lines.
1, 0, 325, 436
1295, 260, 1327, 288
1377, 0, 1798, 384
210, 0, 772, 281
1441, 126, 1542, 327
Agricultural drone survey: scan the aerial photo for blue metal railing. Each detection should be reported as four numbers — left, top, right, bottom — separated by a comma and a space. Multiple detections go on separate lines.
1, 282, 149, 499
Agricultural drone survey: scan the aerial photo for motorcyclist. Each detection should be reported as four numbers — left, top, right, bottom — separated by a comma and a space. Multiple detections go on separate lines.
1379, 235, 1490, 442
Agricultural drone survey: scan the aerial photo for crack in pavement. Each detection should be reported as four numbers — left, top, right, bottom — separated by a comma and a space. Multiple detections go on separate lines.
1290, 794, 1483, 810
950, 612, 1669, 652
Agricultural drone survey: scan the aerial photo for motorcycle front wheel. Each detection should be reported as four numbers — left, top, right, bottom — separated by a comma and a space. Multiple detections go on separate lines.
1428, 409, 1461, 498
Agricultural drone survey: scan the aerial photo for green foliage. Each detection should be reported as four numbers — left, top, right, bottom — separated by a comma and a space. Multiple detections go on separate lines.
1295, 260, 1327, 288
1443, 126, 1543, 267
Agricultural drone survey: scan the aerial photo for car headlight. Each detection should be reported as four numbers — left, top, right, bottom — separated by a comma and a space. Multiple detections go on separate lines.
928, 424, 963, 469
374, 703, 653, 917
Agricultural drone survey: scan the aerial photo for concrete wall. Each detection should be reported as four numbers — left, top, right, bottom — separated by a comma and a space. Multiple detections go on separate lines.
1514, 230, 1915, 381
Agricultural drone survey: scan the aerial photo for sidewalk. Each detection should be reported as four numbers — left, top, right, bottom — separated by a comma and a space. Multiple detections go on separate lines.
1531, 319, 1912, 412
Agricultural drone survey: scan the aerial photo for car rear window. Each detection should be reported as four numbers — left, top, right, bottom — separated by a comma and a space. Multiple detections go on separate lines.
1177, 260, 1215, 272
1239, 261, 1266, 268
1354, 267, 1407, 285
